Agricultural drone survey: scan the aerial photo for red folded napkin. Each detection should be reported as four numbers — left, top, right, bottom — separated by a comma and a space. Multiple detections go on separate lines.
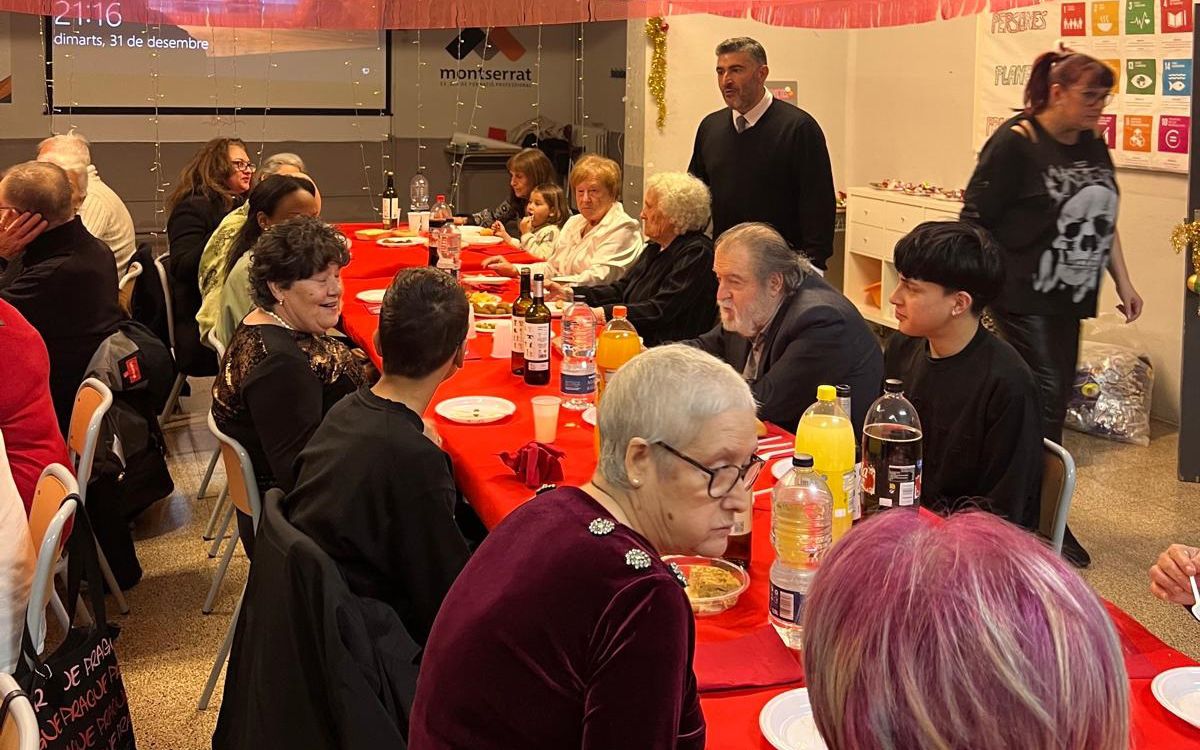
499, 441, 566, 489
693, 624, 805, 692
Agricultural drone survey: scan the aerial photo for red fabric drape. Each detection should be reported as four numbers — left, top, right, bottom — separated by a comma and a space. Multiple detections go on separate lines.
12, 0, 1040, 29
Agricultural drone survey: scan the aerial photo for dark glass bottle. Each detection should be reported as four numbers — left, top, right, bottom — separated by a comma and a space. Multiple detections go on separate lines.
511, 269, 533, 375
381, 171, 397, 229
523, 273, 552, 386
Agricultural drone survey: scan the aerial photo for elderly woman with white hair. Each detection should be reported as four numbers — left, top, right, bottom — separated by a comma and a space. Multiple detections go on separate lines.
560, 172, 718, 346
411, 345, 761, 749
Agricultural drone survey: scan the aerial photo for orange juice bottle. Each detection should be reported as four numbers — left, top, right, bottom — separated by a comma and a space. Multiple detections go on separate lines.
793, 385, 856, 543
593, 306, 640, 455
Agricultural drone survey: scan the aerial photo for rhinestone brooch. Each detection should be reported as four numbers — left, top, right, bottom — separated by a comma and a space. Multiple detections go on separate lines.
668, 562, 688, 588
625, 548, 652, 570
588, 518, 615, 536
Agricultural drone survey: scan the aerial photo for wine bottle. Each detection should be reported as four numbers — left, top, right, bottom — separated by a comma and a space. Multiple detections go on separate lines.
523, 273, 552, 386
511, 269, 532, 375
382, 171, 398, 229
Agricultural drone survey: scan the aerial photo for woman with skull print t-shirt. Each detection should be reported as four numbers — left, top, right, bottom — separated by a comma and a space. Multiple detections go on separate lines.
962, 47, 1142, 569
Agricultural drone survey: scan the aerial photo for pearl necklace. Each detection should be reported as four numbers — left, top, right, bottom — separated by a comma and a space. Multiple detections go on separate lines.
264, 308, 295, 331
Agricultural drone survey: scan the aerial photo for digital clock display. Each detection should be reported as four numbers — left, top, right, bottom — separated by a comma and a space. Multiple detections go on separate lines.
54, 1, 124, 27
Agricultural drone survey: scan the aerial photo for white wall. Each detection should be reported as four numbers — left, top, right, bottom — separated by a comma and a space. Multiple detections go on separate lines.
638, 13, 1185, 424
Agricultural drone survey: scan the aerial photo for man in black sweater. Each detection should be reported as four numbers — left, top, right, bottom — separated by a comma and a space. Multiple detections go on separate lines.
688, 37, 836, 269
884, 221, 1043, 532
285, 267, 473, 646
0, 161, 124, 435
683, 222, 882, 434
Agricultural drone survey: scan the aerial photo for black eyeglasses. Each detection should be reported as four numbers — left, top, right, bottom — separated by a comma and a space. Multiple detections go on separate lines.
231, 159, 257, 173
653, 441, 764, 498
1079, 88, 1114, 106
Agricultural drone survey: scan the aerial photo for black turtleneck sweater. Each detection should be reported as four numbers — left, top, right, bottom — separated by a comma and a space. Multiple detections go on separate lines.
0, 217, 123, 434
688, 98, 836, 268
884, 324, 1043, 529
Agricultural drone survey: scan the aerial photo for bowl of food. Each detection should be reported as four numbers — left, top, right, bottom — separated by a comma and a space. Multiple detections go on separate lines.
664, 555, 750, 616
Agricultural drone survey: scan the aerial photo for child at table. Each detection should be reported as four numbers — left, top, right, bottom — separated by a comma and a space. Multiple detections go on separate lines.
492, 182, 569, 260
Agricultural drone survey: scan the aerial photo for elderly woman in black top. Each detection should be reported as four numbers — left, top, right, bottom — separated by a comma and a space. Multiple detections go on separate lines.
558, 172, 718, 346
212, 216, 374, 555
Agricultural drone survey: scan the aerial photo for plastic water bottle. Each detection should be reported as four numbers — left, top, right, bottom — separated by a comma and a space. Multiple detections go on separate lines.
560, 290, 596, 411
409, 170, 430, 211
836, 384, 862, 522
794, 385, 856, 544
430, 194, 459, 278
769, 453, 832, 650
860, 379, 923, 516
437, 222, 462, 279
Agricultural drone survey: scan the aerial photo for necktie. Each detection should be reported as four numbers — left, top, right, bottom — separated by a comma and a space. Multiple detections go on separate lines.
736, 115, 749, 133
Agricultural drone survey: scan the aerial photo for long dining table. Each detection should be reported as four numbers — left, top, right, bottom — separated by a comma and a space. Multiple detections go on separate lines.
335, 222, 1200, 749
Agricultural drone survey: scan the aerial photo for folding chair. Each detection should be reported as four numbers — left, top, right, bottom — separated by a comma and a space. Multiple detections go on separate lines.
116, 260, 143, 316
153, 252, 187, 423
67, 379, 130, 614
1039, 438, 1077, 556
198, 412, 262, 710
199, 329, 228, 543
0, 672, 39, 750
25, 465, 79, 657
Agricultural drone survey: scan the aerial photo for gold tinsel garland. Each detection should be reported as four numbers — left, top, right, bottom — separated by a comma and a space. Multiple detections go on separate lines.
1171, 218, 1200, 295
646, 17, 668, 130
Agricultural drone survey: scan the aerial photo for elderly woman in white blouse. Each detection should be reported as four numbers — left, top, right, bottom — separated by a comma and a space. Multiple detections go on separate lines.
481, 155, 642, 286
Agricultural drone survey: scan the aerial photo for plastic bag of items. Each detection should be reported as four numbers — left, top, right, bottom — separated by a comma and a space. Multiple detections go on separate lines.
1066, 314, 1154, 446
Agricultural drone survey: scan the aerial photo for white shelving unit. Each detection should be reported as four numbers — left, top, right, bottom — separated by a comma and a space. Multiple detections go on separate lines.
842, 187, 963, 329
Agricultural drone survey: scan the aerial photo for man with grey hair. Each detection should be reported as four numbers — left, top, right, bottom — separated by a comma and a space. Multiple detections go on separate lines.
688, 37, 836, 270
37, 131, 137, 278
196, 152, 318, 339
0, 161, 124, 433
683, 222, 883, 432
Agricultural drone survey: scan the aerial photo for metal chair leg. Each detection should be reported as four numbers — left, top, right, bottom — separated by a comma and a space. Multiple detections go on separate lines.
208, 502, 235, 558
159, 373, 186, 424
203, 533, 239, 615
94, 539, 130, 614
198, 588, 243, 711
197, 448, 220, 500
202, 486, 229, 541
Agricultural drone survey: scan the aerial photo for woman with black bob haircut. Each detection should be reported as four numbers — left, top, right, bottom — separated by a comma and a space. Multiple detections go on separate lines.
212, 215, 375, 556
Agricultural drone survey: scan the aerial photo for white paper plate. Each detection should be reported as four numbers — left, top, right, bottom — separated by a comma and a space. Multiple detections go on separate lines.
468, 235, 504, 246
461, 274, 509, 286
473, 320, 498, 334
355, 289, 386, 304
458, 224, 486, 235
760, 688, 827, 750
434, 396, 517, 425
1152, 667, 1200, 729
582, 406, 597, 427
376, 235, 429, 247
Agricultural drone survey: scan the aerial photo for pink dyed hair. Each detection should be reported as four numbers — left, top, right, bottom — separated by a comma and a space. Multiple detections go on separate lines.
802, 510, 1129, 750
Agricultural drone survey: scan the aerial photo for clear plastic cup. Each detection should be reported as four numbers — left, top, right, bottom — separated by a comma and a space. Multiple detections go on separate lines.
531, 395, 561, 443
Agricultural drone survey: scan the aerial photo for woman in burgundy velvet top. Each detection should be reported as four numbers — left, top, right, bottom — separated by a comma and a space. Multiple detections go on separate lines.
410, 345, 762, 749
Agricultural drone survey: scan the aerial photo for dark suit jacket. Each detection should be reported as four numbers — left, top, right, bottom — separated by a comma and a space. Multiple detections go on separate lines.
0, 217, 124, 435
684, 273, 884, 433
213, 490, 417, 749
167, 192, 237, 376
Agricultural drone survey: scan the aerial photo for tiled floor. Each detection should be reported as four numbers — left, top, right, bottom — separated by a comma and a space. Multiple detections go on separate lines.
93, 382, 1200, 748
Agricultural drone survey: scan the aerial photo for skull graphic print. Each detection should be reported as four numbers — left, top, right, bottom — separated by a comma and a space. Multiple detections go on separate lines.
1034, 169, 1118, 303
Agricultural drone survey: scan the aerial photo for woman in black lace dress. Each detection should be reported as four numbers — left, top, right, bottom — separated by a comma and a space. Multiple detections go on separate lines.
213, 216, 375, 556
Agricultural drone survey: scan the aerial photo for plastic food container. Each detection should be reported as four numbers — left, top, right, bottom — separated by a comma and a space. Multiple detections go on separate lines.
663, 555, 750, 617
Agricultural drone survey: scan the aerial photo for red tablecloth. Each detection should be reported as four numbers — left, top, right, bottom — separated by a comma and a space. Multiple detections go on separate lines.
338, 244, 1200, 750
338, 221, 535, 280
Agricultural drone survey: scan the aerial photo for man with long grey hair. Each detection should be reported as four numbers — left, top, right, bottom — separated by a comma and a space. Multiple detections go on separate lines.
688, 37, 836, 269
37, 130, 137, 278
683, 222, 883, 432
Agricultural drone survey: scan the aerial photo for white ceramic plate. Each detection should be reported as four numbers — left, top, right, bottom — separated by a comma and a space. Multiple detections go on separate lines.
760, 688, 827, 750
468, 235, 504, 246
355, 289, 386, 304
582, 406, 597, 427
549, 300, 564, 318
458, 224, 486, 235
434, 396, 517, 425
461, 274, 509, 286
771, 457, 795, 480
1152, 667, 1200, 729
376, 235, 429, 247
473, 320, 498, 334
